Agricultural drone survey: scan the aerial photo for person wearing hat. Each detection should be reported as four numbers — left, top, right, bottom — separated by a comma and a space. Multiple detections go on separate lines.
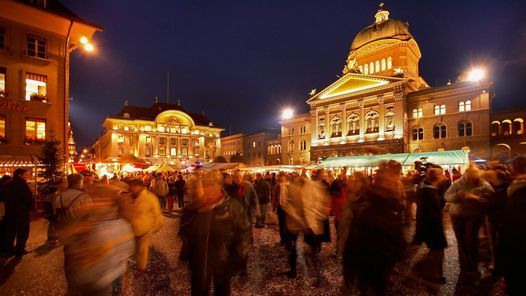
119, 178, 163, 273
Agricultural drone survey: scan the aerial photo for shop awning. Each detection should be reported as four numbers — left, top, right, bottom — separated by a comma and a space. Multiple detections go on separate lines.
0, 160, 43, 168
316, 150, 469, 169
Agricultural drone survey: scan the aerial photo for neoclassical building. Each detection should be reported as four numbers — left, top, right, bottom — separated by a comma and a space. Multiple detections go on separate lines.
93, 102, 223, 164
282, 4, 493, 163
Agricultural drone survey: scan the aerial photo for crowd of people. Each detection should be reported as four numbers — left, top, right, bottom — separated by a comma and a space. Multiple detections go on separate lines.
0, 155, 525, 295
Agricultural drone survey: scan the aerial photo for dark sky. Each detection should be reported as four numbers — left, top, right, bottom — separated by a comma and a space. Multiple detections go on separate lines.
64, 0, 526, 147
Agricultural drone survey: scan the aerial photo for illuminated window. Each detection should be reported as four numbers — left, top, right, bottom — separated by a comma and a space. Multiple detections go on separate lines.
502, 120, 512, 135
433, 124, 447, 139
25, 73, 47, 101
144, 125, 152, 131
25, 118, 46, 141
129, 125, 135, 131
0, 115, 5, 141
0, 27, 4, 49
384, 109, 395, 131
27, 35, 46, 58
252, 141, 256, 148
375, 60, 380, 73
330, 117, 342, 137
145, 136, 151, 143
159, 147, 165, 156
358, 65, 363, 73
117, 134, 124, 143
440, 105, 446, 115
0, 67, 5, 97
465, 100, 471, 111
318, 120, 325, 139
458, 121, 473, 137
413, 109, 418, 118
459, 101, 465, 112
288, 140, 294, 152
369, 62, 374, 74
491, 121, 500, 136
182, 147, 188, 156
170, 147, 177, 156
118, 124, 124, 130
364, 64, 369, 75
412, 127, 424, 140
381, 59, 386, 71
123, 113, 130, 118
347, 113, 360, 135
365, 111, 379, 133
387, 57, 392, 69
157, 125, 165, 132
513, 118, 524, 135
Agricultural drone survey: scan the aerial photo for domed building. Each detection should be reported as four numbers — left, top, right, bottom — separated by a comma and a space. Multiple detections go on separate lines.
279, 4, 493, 164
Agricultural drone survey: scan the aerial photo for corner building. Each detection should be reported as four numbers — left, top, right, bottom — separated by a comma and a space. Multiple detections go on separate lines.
93, 103, 223, 164
293, 5, 492, 162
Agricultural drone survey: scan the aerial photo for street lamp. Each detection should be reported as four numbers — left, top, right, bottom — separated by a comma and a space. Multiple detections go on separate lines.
467, 68, 485, 82
282, 108, 294, 120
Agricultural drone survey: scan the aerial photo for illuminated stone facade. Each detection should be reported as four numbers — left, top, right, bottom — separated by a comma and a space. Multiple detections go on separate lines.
93, 103, 223, 164
220, 133, 245, 162
244, 129, 279, 166
286, 4, 493, 162
0, 0, 100, 165
280, 114, 311, 165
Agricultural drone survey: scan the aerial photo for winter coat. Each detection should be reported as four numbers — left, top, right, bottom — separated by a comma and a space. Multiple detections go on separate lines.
254, 179, 271, 204
445, 177, 494, 216
3, 176, 33, 220
418, 182, 447, 250
180, 193, 252, 279
330, 179, 348, 220
501, 175, 526, 277
118, 189, 163, 237
174, 179, 186, 195
240, 180, 259, 220
343, 188, 407, 280
151, 179, 168, 197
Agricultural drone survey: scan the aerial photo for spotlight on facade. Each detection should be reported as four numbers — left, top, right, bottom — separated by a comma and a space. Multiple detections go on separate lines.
84, 43, 95, 52
282, 108, 294, 120
467, 68, 485, 82
80, 36, 89, 45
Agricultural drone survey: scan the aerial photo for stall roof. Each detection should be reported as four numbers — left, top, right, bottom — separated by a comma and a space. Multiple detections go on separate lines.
201, 163, 244, 171
316, 150, 469, 169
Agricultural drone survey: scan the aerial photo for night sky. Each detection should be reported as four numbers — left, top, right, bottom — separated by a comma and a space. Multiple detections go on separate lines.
63, 0, 526, 148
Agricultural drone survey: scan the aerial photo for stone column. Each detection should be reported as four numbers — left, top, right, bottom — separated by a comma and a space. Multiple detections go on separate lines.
378, 95, 385, 140
358, 100, 365, 142
341, 102, 347, 142
393, 86, 405, 140
324, 106, 330, 144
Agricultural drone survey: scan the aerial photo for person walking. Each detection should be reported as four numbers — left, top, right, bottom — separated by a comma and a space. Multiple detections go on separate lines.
0, 175, 12, 255
254, 173, 271, 228
179, 170, 251, 295
418, 168, 448, 284
445, 166, 493, 279
166, 176, 176, 212
151, 174, 168, 211
175, 174, 186, 209
272, 172, 289, 245
3, 169, 34, 257
120, 178, 163, 273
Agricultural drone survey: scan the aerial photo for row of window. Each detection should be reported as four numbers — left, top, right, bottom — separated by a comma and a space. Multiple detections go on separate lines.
287, 140, 308, 152
411, 121, 473, 141
287, 125, 307, 136
0, 25, 48, 59
118, 145, 196, 158
358, 57, 393, 75
491, 119, 524, 136
319, 109, 394, 138
0, 116, 46, 144
0, 68, 48, 101
413, 100, 472, 118
268, 145, 282, 155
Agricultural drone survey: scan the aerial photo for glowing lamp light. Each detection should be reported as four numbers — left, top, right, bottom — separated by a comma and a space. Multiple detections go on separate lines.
80, 36, 89, 45
84, 43, 95, 52
467, 68, 485, 82
282, 108, 294, 120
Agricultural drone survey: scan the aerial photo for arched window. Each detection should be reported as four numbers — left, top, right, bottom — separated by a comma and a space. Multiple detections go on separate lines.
387, 57, 392, 69
465, 100, 472, 111
288, 140, 294, 152
381, 59, 386, 71
458, 121, 473, 137
459, 101, 465, 112
364, 64, 369, 75
513, 118, 523, 135
347, 113, 360, 135
170, 147, 177, 156
412, 127, 424, 141
418, 108, 423, 117
277, 145, 281, 154
369, 62, 374, 74
502, 120, 512, 135
385, 110, 395, 131
330, 117, 342, 137
365, 111, 379, 133
491, 121, 500, 136
318, 120, 325, 139
375, 60, 380, 73
434, 105, 440, 115
433, 124, 447, 139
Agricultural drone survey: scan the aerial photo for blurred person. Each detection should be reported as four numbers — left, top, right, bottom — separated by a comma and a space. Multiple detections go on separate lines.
3, 169, 34, 256
0, 175, 12, 255
54, 174, 93, 231
120, 178, 163, 273
254, 173, 271, 228
167, 176, 176, 212
329, 167, 349, 255
60, 180, 134, 295
501, 155, 526, 295
344, 162, 407, 295
180, 170, 251, 295
452, 168, 462, 182
482, 169, 509, 274
150, 174, 168, 211
175, 174, 186, 209
233, 171, 259, 225
187, 166, 204, 204
445, 165, 494, 278
417, 168, 448, 284
272, 172, 290, 245
42, 178, 67, 245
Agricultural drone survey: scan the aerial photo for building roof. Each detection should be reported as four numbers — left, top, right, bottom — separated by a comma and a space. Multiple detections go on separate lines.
406, 80, 492, 98
109, 102, 215, 127
17, 0, 103, 30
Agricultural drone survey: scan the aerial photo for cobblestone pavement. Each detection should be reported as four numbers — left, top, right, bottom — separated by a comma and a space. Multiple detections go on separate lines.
0, 211, 507, 296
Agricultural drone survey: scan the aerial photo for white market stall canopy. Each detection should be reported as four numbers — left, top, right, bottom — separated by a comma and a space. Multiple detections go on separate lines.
201, 162, 244, 171
238, 165, 305, 173
316, 150, 469, 169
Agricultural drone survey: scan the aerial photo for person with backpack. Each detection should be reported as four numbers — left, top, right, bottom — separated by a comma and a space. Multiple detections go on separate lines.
54, 174, 93, 231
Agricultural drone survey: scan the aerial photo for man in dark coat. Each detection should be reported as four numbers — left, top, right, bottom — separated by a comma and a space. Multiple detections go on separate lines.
174, 174, 186, 209
3, 168, 33, 256
501, 155, 526, 295
180, 170, 251, 296
254, 173, 271, 227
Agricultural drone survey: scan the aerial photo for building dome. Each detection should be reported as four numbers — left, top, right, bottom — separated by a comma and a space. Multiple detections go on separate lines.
351, 18, 413, 51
